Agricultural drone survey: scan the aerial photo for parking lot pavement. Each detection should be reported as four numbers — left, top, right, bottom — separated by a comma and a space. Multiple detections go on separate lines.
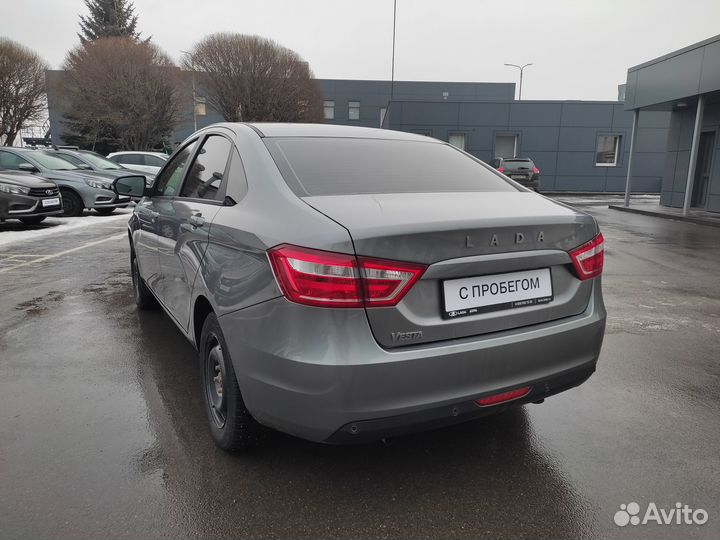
1, 206, 718, 540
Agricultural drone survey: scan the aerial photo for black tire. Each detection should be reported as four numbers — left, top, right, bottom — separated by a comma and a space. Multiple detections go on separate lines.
95, 207, 115, 215
199, 313, 264, 451
19, 216, 46, 225
131, 252, 156, 309
60, 189, 83, 217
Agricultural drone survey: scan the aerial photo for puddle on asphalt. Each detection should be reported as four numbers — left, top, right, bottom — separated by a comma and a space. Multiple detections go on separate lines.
14, 290, 65, 315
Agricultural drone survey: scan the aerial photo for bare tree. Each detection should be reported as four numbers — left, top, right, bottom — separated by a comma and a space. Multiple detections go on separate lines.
187, 33, 323, 123
63, 37, 181, 152
0, 38, 48, 146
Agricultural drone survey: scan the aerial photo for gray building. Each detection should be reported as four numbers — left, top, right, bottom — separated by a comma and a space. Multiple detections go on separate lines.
624, 34, 720, 213
384, 99, 669, 193
45, 72, 670, 193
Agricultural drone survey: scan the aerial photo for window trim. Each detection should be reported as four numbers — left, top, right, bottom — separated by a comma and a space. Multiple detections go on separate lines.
594, 133, 623, 167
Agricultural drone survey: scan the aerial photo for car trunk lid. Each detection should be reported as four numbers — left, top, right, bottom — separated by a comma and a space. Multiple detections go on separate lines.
303, 191, 597, 348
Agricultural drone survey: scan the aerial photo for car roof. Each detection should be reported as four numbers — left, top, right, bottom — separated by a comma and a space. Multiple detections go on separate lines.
237, 122, 439, 142
108, 151, 168, 156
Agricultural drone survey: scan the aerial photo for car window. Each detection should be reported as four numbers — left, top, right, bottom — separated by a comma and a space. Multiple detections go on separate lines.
225, 148, 249, 203
267, 138, 517, 196
116, 154, 143, 166
56, 153, 87, 167
180, 135, 231, 201
80, 152, 123, 170
154, 141, 198, 196
503, 160, 533, 168
0, 151, 32, 170
144, 155, 167, 167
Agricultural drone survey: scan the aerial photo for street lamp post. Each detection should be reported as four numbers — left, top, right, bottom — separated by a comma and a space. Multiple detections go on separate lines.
504, 63, 533, 100
180, 50, 198, 132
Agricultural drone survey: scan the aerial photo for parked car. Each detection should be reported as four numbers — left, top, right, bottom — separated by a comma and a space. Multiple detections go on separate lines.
489, 157, 541, 191
0, 147, 131, 217
51, 148, 156, 187
114, 123, 606, 451
0, 170, 63, 224
107, 151, 168, 175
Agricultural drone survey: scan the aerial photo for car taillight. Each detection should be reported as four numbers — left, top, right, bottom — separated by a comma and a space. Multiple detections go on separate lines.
268, 244, 426, 308
569, 232, 604, 280
497, 166, 505, 173
532, 166, 540, 174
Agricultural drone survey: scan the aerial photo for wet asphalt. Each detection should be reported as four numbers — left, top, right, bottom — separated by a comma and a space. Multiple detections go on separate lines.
0, 204, 718, 540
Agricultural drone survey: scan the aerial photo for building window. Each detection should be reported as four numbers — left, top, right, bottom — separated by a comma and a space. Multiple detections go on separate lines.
380, 107, 387, 127
448, 133, 466, 150
495, 133, 518, 158
323, 100, 335, 120
596, 135, 621, 166
348, 101, 360, 120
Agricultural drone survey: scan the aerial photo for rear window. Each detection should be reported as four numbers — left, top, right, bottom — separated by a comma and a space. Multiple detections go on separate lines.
266, 138, 516, 196
503, 159, 533, 168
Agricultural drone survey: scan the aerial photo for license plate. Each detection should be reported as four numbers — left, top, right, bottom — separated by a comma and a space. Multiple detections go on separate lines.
442, 268, 553, 319
41, 197, 60, 207
510, 175, 527, 180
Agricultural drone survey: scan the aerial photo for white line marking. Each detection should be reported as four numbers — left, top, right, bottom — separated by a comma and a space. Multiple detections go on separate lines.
0, 233, 126, 273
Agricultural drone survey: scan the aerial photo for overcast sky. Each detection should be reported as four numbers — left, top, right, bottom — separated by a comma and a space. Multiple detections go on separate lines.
2, 0, 719, 101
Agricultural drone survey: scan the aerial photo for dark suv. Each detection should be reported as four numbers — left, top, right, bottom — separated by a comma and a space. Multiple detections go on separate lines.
489, 157, 540, 191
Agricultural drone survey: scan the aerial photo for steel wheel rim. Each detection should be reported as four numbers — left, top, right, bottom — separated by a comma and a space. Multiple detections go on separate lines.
204, 336, 227, 428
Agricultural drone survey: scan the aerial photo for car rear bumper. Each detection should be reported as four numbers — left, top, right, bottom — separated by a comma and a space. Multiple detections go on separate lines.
219, 280, 605, 443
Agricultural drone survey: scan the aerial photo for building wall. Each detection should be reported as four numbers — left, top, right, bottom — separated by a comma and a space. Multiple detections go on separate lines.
661, 102, 720, 211
386, 100, 670, 192
318, 79, 516, 128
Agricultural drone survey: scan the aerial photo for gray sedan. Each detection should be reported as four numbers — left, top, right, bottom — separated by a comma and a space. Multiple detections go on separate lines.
115, 123, 606, 451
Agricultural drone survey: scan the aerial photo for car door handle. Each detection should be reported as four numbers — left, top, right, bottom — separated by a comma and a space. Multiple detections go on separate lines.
180, 212, 206, 233
189, 213, 205, 227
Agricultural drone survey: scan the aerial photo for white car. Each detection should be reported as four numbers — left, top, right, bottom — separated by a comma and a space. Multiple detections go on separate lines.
106, 151, 168, 175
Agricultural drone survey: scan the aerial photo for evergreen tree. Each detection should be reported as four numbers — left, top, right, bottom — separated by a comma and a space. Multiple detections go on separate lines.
78, 0, 141, 43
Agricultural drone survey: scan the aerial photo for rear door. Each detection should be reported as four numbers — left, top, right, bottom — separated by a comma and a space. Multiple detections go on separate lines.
156, 133, 230, 330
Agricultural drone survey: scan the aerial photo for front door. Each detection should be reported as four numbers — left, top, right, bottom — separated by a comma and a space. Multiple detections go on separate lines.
691, 131, 715, 208
156, 134, 232, 330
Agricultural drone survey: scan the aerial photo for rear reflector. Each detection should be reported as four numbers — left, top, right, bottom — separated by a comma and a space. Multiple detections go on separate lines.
569, 232, 604, 280
475, 386, 532, 407
268, 244, 426, 308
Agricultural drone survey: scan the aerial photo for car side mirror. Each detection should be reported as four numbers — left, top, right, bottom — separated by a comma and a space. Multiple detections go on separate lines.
78, 163, 92, 170
113, 175, 150, 198
18, 163, 39, 173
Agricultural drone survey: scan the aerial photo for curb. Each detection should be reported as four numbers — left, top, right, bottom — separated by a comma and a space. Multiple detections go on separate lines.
608, 205, 720, 228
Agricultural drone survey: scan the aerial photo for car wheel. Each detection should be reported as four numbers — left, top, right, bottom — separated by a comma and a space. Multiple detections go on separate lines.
60, 189, 83, 217
95, 207, 115, 215
19, 216, 46, 225
131, 253, 156, 309
200, 313, 264, 451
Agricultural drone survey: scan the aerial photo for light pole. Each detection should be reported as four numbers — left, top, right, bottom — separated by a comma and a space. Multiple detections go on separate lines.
504, 63, 533, 100
390, 0, 397, 102
180, 50, 198, 132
